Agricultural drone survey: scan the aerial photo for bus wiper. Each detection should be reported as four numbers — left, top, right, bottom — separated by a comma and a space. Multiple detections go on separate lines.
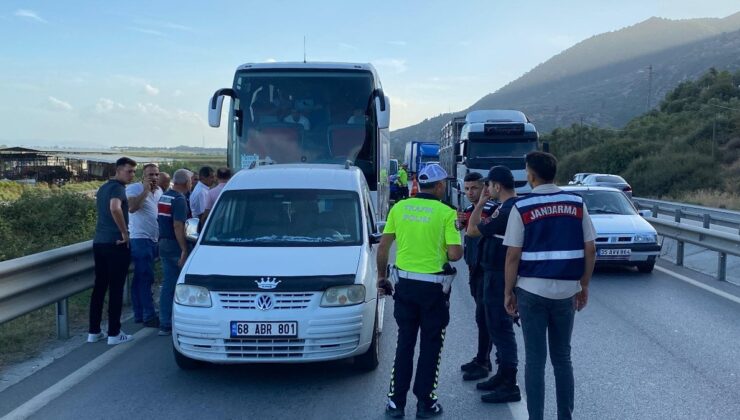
473, 155, 525, 159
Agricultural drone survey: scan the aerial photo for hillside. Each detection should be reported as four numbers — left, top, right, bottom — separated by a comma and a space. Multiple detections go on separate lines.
391, 12, 740, 157
547, 68, 740, 198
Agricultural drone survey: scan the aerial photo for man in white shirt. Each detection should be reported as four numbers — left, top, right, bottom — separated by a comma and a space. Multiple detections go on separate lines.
503, 151, 596, 420
283, 109, 310, 130
189, 166, 214, 228
202, 167, 232, 221
126, 163, 163, 327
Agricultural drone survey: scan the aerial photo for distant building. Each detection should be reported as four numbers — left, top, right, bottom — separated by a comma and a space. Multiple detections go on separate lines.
0, 147, 166, 182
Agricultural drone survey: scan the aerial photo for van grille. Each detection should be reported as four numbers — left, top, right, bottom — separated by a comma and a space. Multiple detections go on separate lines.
217, 292, 315, 310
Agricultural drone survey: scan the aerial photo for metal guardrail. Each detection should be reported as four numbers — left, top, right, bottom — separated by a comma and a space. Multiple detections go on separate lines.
634, 197, 740, 233
646, 216, 740, 282
0, 241, 95, 339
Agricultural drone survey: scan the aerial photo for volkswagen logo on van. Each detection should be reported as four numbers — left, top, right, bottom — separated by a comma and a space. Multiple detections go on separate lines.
255, 294, 274, 311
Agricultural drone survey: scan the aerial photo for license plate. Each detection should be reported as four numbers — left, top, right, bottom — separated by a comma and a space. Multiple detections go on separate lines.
598, 249, 631, 257
230, 321, 297, 338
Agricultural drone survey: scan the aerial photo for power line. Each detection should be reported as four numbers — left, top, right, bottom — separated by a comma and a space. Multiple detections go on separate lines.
707, 103, 740, 112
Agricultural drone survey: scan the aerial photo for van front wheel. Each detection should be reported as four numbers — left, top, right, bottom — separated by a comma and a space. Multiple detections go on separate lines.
354, 310, 380, 371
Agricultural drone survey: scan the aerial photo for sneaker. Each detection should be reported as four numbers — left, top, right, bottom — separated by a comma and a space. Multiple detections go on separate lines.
107, 331, 134, 345
158, 327, 172, 336
463, 362, 490, 381
87, 332, 107, 343
143, 318, 160, 328
461, 357, 491, 372
385, 399, 405, 418
481, 384, 522, 403
416, 402, 443, 419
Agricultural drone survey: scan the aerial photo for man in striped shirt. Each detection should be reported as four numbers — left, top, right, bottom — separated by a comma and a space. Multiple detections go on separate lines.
503, 152, 596, 420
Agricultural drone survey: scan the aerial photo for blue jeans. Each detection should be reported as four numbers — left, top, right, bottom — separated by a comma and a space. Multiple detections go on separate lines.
516, 287, 576, 420
482, 270, 518, 369
130, 238, 157, 322
158, 239, 182, 329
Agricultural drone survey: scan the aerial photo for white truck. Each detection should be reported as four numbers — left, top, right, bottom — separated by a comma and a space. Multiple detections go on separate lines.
440, 110, 543, 208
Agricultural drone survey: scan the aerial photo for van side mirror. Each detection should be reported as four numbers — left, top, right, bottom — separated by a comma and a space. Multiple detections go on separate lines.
185, 218, 200, 242
208, 88, 235, 128
638, 210, 651, 218
370, 232, 382, 244
375, 221, 386, 233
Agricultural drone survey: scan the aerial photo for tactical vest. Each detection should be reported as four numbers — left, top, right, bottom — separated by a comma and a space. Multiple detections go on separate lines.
514, 192, 585, 280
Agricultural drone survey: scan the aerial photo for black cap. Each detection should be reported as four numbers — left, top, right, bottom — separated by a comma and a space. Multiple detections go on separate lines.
483, 166, 515, 189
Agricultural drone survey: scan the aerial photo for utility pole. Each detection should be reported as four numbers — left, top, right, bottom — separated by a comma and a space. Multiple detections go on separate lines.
646, 65, 653, 111
712, 113, 717, 160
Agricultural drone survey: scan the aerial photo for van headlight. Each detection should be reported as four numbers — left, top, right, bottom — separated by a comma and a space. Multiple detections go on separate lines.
633, 234, 657, 243
321, 285, 366, 307
175, 284, 212, 307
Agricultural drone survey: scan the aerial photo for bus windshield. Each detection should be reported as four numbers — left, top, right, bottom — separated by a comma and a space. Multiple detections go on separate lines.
229, 70, 378, 187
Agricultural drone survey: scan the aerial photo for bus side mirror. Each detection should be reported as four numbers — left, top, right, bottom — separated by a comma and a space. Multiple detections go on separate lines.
454, 142, 461, 155
208, 88, 235, 128
376, 94, 390, 129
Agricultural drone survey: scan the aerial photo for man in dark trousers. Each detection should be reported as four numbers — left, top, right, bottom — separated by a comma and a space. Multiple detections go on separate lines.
377, 163, 463, 419
88, 157, 137, 346
467, 166, 521, 403
504, 152, 596, 420
457, 172, 496, 381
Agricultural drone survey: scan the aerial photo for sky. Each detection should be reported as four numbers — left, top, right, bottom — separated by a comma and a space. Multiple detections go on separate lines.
1, 0, 738, 149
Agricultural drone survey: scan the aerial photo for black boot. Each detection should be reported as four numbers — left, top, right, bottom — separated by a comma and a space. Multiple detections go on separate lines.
476, 365, 504, 391
481, 367, 521, 404
463, 361, 490, 381
461, 357, 492, 373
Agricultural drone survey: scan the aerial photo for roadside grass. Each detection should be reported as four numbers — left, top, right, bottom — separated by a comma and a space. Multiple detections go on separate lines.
668, 190, 740, 211
0, 290, 92, 369
0, 265, 164, 370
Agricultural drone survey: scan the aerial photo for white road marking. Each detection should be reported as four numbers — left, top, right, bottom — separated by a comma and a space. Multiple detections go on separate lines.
507, 389, 529, 420
656, 265, 740, 305
1, 329, 155, 420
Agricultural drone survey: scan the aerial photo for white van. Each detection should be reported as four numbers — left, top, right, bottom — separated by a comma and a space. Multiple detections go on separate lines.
172, 164, 384, 370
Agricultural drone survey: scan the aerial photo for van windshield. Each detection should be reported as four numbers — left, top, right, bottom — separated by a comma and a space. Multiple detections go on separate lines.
201, 189, 363, 247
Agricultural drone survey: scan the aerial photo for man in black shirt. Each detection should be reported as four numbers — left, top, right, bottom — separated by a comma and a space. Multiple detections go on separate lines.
467, 166, 521, 403
457, 172, 496, 381
88, 157, 137, 346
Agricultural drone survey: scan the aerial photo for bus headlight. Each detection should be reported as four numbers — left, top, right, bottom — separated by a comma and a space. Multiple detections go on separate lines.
321, 285, 366, 307
175, 284, 212, 307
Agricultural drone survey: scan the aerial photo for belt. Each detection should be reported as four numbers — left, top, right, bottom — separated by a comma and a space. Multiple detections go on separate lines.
494, 234, 505, 240
396, 269, 454, 284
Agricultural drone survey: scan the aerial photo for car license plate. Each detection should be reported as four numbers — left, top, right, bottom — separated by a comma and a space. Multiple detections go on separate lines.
230, 321, 297, 338
598, 249, 631, 257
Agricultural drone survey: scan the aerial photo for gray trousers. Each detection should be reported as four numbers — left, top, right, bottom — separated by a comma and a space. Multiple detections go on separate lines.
516, 287, 576, 420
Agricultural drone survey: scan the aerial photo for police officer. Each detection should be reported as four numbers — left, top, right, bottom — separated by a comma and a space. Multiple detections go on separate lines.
457, 172, 496, 381
377, 163, 463, 419
503, 152, 596, 420
467, 166, 521, 403
397, 163, 409, 199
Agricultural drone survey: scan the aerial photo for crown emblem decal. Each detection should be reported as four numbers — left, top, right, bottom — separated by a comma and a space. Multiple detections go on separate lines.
255, 277, 281, 290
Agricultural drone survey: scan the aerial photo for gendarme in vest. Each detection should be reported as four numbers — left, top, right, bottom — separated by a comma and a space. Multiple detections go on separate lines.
514, 192, 585, 280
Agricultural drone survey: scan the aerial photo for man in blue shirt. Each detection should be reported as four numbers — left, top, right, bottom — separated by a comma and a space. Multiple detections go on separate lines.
157, 169, 192, 336
88, 157, 137, 346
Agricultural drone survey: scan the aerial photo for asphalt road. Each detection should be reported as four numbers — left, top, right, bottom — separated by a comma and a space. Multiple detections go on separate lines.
1, 260, 740, 420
